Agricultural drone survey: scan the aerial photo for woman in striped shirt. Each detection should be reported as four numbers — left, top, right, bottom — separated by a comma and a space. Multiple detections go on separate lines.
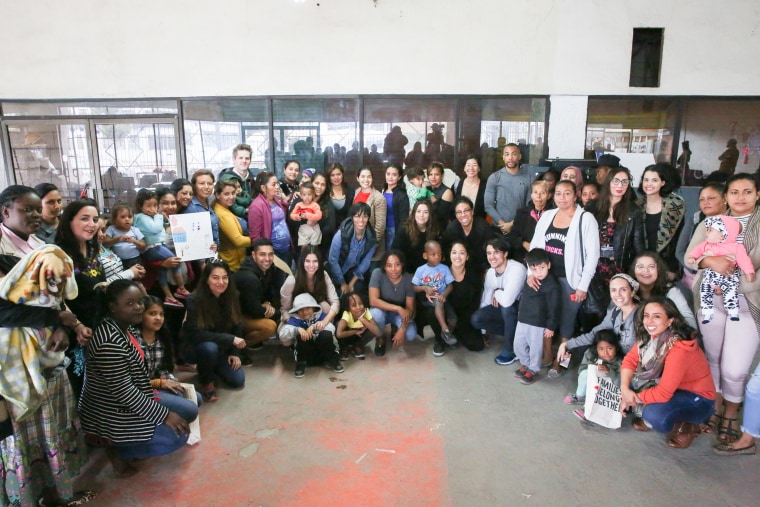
79, 280, 191, 477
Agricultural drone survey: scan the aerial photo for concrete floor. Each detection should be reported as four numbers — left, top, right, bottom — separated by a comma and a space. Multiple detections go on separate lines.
75, 335, 760, 507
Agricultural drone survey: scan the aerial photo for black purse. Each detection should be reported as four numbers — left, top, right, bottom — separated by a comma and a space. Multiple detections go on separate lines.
579, 212, 610, 314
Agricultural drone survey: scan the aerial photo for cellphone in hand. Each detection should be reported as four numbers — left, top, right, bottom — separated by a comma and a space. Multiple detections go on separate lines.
559, 353, 571, 368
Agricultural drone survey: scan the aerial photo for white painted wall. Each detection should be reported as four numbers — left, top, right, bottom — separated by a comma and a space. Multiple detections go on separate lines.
1, 0, 759, 99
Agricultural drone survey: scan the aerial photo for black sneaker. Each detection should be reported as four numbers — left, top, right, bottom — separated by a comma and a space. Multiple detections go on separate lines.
374, 339, 386, 357
294, 362, 307, 378
324, 359, 345, 373
521, 370, 539, 385
339, 347, 351, 361
352, 344, 366, 359
513, 365, 528, 378
441, 329, 458, 346
433, 342, 445, 357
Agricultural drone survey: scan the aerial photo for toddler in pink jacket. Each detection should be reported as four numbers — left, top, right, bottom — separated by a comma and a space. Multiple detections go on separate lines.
687, 215, 756, 323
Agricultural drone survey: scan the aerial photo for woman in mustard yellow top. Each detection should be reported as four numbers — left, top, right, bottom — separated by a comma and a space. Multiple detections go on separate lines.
213, 180, 251, 271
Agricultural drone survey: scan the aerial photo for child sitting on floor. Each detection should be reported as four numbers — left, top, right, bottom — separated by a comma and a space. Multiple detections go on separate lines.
564, 329, 624, 405
279, 293, 344, 378
686, 215, 756, 323
513, 248, 562, 385
412, 240, 457, 346
336, 291, 381, 361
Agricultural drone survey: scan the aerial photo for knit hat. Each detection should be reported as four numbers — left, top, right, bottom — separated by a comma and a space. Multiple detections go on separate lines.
290, 293, 321, 314
610, 273, 639, 294
301, 169, 314, 180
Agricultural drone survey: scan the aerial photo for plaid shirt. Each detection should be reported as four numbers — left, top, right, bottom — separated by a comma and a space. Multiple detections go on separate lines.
135, 329, 165, 379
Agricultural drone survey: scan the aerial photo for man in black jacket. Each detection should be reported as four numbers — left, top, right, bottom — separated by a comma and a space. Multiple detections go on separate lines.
232, 239, 283, 349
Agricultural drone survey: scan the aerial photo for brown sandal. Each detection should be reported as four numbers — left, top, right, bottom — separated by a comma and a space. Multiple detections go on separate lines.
667, 422, 701, 449
700, 412, 721, 434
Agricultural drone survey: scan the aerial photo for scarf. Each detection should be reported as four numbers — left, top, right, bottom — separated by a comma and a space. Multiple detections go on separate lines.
631, 328, 679, 391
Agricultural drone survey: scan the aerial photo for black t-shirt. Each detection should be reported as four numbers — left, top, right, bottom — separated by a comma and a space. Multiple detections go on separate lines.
645, 212, 661, 252
544, 220, 568, 279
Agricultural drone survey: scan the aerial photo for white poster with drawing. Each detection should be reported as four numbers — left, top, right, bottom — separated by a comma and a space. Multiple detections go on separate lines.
169, 212, 215, 261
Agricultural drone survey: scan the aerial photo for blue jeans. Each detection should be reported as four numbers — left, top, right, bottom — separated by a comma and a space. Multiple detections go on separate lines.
114, 422, 188, 460
369, 307, 418, 341
185, 341, 246, 388
156, 389, 201, 423
471, 303, 518, 355
144, 244, 180, 288
642, 390, 715, 433
742, 362, 760, 438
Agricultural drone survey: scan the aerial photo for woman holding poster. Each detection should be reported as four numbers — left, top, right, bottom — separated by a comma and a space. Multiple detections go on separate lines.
619, 297, 715, 449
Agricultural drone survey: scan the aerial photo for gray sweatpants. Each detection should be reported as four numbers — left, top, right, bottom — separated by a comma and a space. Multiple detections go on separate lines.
513, 321, 544, 373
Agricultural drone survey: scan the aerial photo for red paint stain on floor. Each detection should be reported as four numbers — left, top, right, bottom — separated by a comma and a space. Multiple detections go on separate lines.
83, 348, 449, 506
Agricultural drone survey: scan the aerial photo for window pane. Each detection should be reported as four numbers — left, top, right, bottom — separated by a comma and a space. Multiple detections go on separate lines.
2, 100, 177, 116
461, 97, 547, 178
95, 121, 177, 210
5, 122, 94, 203
679, 99, 760, 183
272, 99, 359, 179
182, 99, 269, 178
586, 98, 676, 164
363, 98, 456, 182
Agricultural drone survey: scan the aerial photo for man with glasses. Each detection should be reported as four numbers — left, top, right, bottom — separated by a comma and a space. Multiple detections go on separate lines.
442, 196, 495, 275
484, 143, 532, 236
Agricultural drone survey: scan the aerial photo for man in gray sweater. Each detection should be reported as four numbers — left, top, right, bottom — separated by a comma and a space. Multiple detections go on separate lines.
484, 143, 533, 235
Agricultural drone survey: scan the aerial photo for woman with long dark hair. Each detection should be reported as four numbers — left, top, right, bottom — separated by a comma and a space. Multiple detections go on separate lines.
619, 297, 714, 448
180, 260, 246, 402
326, 162, 355, 226
248, 171, 292, 266
392, 199, 440, 273
382, 163, 410, 251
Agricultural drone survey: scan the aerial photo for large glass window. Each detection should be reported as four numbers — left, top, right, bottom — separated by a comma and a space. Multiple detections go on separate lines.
461, 97, 547, 178
679, 99, 760, 179
273, 98, 359, 179
94, 120, 178, 209
183, 99, 269, 178
363, 98, 457, 182
586, 98, 677, 163
3, 121, 94, 203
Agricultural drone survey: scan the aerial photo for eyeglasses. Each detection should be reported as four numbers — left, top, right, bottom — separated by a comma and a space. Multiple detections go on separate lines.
611, 178, 630, 186
455, 209, 473, 216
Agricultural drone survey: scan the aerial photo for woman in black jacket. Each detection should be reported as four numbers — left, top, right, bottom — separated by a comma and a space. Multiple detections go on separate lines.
507, 179, 553, 264
180, 260, 246, 402
382, 163, 410, 252
584, 166, 645, 323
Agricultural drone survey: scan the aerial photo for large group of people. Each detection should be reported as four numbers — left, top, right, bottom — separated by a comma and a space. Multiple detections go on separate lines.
1, 141, 759, 505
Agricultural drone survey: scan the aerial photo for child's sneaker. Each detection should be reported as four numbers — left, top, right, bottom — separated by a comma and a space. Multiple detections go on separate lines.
432, 342, 445, 357
520, 370, 538, 385
164, 297, 184, 308
294, 361, 307, 378
441, 329, 458, 346
352, 344, 366, 359
199, 382, 218, 402
339, 347, 351, 361
494, 352, 517, 365
513, 365, 528, 378
564, 393, 585, 405
324, 359, 344, 373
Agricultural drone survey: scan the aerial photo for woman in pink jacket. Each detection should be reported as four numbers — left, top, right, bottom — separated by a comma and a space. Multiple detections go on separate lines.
248, 171, 292, 266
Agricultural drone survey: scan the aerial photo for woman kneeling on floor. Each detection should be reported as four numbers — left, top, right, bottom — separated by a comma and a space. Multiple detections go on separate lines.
619, 297, 715, 448
79, 280, 192, 477
280, 293, 344, 378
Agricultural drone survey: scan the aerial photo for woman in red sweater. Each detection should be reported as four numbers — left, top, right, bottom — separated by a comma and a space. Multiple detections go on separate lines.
620, 297, 715, 448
